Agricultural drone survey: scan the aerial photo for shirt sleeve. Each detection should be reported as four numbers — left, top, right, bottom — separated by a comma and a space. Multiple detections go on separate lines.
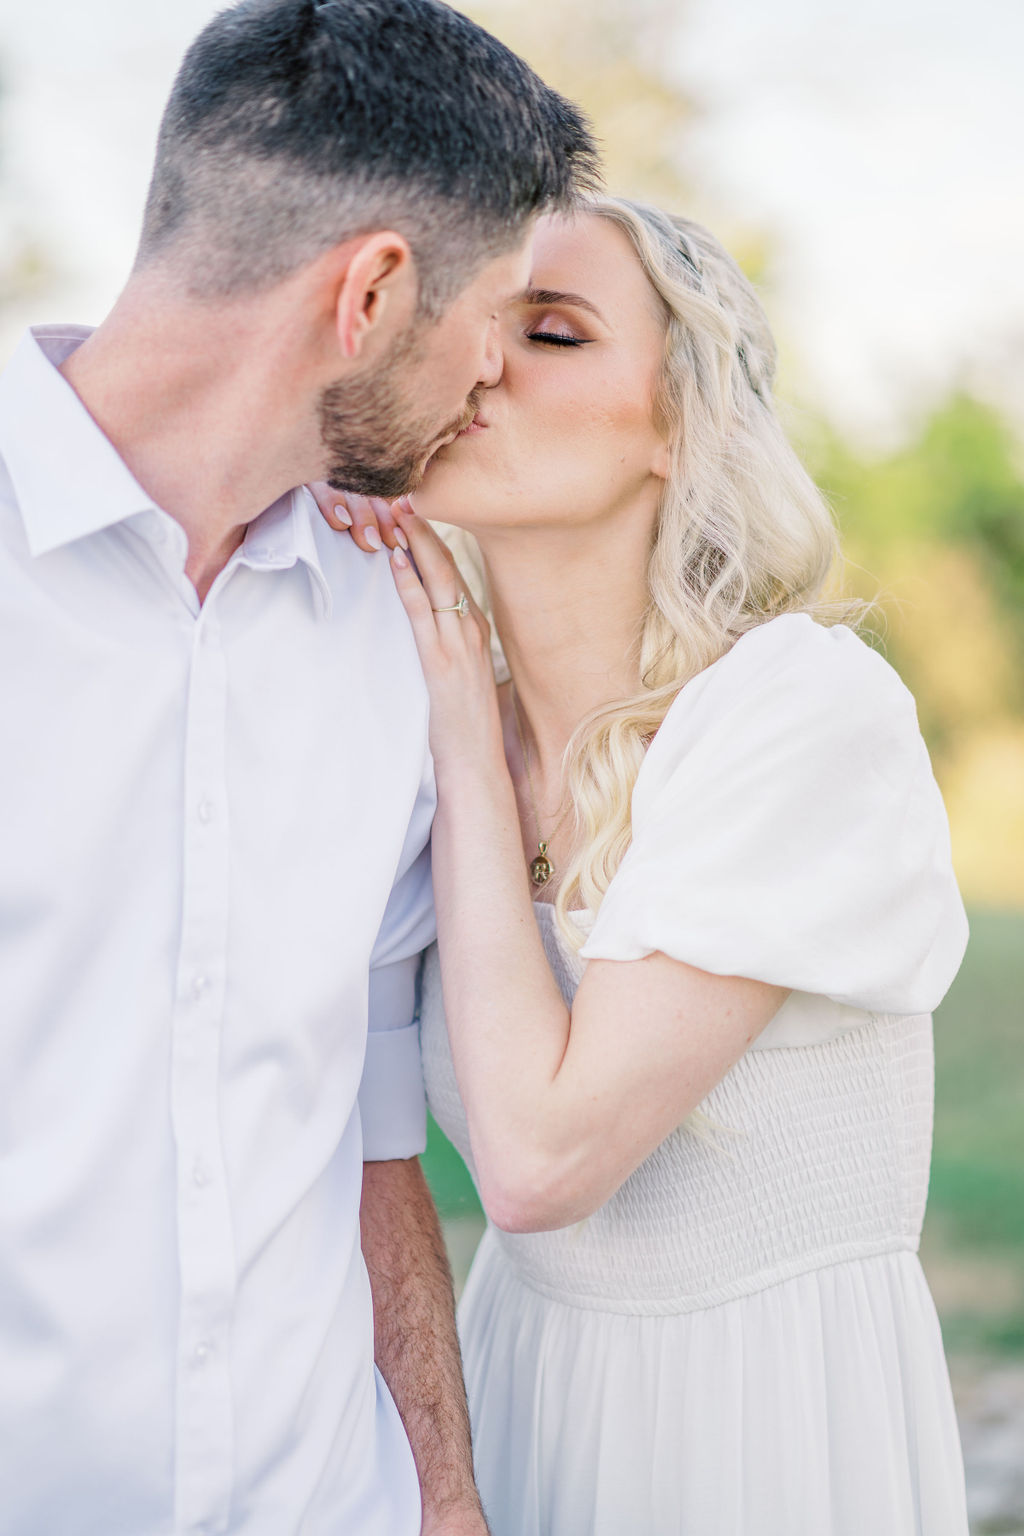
579, 614, 969, 1015
359, 754, 437, 1161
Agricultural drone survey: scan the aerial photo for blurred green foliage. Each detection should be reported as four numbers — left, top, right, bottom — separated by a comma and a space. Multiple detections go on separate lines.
926, 907, 1024, 1352
931, 910, 1024, 1220
803, 396, 1024, 907
811, 396, 1024, 705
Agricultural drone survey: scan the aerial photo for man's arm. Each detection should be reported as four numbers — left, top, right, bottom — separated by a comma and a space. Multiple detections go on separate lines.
360, 1156, 488, 1536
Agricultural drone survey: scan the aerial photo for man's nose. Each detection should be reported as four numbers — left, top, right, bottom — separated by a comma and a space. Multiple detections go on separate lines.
477, 315, 505, 389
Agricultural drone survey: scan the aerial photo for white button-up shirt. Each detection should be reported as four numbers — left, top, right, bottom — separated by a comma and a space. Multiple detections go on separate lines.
0, 327, 436, 1536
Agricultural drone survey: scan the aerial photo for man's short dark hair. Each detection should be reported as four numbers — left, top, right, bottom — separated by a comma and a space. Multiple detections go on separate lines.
136, 0, 600, 314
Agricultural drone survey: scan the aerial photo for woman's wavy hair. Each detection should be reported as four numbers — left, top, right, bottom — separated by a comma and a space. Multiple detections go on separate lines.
451, 196, 858, 946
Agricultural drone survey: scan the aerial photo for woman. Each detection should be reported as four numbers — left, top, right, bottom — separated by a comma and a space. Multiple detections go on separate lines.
319, 199, 969, 1534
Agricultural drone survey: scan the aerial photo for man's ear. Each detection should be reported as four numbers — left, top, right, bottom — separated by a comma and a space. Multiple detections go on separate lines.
334, 231, 415, 361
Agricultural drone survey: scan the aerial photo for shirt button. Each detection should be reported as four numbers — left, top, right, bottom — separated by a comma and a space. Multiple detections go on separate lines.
197, 798, 214, 824
192, 1159, 211, 1189
192, 1340, 212, 1367
190, 976, 209, 1003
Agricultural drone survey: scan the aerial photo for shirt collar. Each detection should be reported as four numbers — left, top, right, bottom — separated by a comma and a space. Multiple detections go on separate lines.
238, 490, 333, 620
0, 326, 157, 557
0, 325, 332, 619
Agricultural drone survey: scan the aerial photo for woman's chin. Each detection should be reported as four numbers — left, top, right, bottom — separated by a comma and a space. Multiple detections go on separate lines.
410, 458, 481, 525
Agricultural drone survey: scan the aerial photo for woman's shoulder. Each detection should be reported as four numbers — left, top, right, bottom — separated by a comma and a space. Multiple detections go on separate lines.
695, 613, 905, 707
583, 613, 966, 1011
646, 614, 915, 774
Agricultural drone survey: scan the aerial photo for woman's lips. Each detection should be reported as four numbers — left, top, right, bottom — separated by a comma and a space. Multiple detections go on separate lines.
424, 414, 486, 468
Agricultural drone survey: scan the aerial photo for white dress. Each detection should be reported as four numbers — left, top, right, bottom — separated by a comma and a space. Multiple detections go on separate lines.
420, 615, 971, 1536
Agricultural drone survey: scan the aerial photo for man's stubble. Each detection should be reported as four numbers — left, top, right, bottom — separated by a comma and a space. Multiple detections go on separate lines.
319, 322, 482, 499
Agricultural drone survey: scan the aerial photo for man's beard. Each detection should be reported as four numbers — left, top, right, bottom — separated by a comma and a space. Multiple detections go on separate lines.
318, 329, 480, 499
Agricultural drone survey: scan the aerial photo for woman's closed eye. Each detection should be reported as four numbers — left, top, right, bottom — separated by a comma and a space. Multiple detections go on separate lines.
526, 330, 595, 348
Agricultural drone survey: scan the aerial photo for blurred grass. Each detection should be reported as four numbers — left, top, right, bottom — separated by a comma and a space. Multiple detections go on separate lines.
929, 908, 1024, 1245
423, 906, 1024, 1345
925, 907, 1024, 1353
425, 1109, 481, 1219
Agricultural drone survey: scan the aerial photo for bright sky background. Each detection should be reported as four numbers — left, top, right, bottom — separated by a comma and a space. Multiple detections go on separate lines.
675, 0, 1024, 444
0, 0, 1020, 448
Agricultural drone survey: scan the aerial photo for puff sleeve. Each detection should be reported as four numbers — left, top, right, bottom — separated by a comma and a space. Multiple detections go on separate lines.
579, 615, 968, 1014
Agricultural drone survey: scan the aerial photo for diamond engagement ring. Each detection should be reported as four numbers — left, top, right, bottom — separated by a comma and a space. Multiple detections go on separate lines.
432, 594, 469, 618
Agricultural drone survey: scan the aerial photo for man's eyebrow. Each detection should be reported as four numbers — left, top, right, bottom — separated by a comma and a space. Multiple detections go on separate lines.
519, 287, 607, 323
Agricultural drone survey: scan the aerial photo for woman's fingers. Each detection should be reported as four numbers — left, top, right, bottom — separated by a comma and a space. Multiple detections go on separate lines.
306, 484, 408, 553
390, 513, 490, 665
363, 497, 407, 551
390, 545, 443, 656
341, 494, 407, 553
308, 481, 352, 531
390, 521, 498, 776
393, 501, 461, 606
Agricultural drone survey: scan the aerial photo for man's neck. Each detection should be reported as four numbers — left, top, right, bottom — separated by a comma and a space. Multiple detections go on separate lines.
59, 279, 320, 600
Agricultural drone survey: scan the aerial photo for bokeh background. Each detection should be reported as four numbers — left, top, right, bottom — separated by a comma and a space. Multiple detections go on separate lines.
1, 0, 1021, 1525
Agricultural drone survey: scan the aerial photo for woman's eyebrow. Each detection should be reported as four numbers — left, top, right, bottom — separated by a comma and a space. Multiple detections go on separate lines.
520, 287, 607, 323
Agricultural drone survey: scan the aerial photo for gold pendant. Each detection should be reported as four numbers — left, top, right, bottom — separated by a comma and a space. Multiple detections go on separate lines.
530, 842, 554, 887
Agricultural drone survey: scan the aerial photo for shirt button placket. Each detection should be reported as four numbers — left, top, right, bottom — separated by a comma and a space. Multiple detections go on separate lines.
171, 609, 235, 1535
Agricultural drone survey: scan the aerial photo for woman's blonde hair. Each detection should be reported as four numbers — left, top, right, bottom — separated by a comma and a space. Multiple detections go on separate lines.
450, 196, 856, 946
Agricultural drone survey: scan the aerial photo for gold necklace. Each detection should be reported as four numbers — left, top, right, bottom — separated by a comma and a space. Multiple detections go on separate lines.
510, 687, 573, 888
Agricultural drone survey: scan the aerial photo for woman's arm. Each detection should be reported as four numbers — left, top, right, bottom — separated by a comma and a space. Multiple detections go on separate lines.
391, 506, 787, 1233
431, 751, 785, 1232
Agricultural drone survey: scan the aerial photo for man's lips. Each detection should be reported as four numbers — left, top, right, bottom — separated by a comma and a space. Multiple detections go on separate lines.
433, 410, 482, 450
426, 412, 488, 466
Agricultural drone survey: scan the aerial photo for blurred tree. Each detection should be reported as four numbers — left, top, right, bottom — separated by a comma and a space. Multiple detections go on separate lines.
806, 396, 1024, 907
461, 0, 694, 209
0, 51, 57, 314
467, 0, 1023, 909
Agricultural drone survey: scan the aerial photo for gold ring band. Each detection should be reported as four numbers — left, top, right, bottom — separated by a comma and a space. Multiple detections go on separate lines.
432, 594, 469, 618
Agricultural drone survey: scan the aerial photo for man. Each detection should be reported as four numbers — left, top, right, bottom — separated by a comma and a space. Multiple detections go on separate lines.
0, 2, 597, 1532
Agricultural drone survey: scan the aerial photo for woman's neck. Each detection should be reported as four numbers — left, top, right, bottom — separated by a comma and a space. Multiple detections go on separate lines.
475, 508, 653, 787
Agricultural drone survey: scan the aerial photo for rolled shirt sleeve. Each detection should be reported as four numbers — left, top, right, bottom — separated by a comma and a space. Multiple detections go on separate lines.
359, 765, 437, 1160
361, 955, 428, 1161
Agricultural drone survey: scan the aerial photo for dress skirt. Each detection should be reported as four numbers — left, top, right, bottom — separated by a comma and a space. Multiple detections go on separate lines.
460, 1228, 968, 1536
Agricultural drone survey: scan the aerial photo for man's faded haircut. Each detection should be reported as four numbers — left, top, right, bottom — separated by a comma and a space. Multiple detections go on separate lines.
136, 0, 600, 315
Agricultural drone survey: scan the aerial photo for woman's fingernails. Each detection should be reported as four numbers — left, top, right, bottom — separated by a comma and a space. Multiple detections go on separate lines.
399, 495, 415, 515
333, 504, 352, 528
364, 526, 383, 552
392, 546, 409, 569
393, 526, 409, 551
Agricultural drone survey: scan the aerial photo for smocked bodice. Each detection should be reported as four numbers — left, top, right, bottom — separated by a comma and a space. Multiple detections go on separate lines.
420, 905, 935, 1315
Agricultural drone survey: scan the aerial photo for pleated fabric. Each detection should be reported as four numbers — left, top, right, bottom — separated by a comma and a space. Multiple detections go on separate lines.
461, 1234, 967, 1536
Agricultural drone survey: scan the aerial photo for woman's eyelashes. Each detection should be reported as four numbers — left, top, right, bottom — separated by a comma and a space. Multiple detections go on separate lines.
525, 331, 594, 348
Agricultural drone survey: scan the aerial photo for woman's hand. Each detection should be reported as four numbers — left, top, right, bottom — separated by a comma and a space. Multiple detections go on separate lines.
308, 483, 504, 779
388, 502, 505, 782
307, 483, 408, 555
